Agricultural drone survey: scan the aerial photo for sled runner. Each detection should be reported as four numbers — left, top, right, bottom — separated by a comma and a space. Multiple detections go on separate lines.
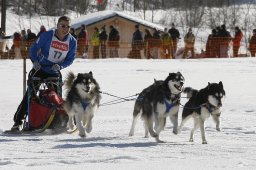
4, 73, 68, 134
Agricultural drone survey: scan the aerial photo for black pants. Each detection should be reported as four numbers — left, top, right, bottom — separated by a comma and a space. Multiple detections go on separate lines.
13, 69, 60, 125
101, 44, 106, 58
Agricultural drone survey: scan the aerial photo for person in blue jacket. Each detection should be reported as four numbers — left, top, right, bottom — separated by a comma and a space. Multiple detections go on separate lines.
11, 16, 77, 131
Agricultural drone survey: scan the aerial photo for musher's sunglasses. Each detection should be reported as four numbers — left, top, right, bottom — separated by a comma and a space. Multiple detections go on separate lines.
59, 24, 71, 29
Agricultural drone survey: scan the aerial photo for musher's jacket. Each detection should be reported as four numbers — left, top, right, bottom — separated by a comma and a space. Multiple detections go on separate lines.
30, 29, 77, 74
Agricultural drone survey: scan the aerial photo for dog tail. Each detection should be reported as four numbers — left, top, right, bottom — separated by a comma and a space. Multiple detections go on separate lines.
183, 87, 197, 99
64, 71, 76, 90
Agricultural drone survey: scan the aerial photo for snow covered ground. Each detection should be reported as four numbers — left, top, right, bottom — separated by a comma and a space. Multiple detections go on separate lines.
0, 58, 256, 169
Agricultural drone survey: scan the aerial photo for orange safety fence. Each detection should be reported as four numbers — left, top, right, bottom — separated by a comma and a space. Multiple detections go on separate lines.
193, 37, 255, 58
0, 38, 255, 59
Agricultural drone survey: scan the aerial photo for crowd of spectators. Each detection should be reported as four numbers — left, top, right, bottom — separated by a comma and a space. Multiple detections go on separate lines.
1, 23, 256, 59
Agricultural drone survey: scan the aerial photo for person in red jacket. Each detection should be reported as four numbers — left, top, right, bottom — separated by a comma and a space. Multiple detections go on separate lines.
205, 29, 217, 58
232, 26, 243, 57
77, 24, 88, 58
13, 32, 22, 59
249, 29, 256, 57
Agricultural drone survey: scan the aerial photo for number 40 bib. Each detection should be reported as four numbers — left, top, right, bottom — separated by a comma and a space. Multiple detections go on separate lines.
48, 32, 70, 63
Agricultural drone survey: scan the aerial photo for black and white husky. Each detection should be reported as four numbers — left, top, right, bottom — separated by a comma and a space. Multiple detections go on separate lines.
178, 82, 225, 144
129, 72, 185, 143
63, 71, 101, 137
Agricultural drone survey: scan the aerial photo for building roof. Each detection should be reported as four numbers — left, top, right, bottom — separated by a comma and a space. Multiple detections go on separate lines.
71, 10, 164, 31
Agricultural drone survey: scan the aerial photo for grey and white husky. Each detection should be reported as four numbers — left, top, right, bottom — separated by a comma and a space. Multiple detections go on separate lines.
129, 72, 185, 143
63, 71, 101, 137
178, 82, 225, 144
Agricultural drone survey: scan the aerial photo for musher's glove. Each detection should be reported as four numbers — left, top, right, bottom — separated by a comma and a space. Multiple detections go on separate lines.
51, 64, 61, 71
33, 61, 41, 70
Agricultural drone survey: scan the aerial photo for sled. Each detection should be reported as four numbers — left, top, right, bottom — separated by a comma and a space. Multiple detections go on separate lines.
5, 74, 68, 134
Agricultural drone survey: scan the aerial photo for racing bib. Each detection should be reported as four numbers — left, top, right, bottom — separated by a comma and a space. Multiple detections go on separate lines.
48, 31, 70, 63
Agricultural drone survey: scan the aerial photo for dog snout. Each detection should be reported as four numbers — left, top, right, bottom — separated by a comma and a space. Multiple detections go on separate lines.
86, 85, 90, 91
218, 103, 222, 107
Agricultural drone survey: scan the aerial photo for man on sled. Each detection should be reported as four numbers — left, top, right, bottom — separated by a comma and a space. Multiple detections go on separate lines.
9, 16, 77, 133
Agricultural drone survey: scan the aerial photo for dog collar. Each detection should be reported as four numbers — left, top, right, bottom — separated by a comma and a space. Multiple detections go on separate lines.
168, 93, 180, 103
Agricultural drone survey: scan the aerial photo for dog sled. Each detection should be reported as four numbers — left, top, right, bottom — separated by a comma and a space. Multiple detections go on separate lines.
4, 72, 68, 135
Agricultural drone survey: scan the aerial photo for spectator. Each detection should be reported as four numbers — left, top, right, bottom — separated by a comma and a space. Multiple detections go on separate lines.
36, 25, 46, 38
20, 29, 28, 58
144, 29, 153, 59
218, 24, 232, 58
168, 23, 180, 57
205, 29, 218, 58
26, 29, 37, 48
151, 28, 161, 59
215, 26, 222, 58
0, 27, 6, 58
69, 28, 77, 39
161, 28, 172, 59
91, 27, 100, 59
108, 25, 119, 58
232, 26, 243, 57
249, 29, 256, 57
13, 32, 22, 59
77, 24, 88, 57
99, 26, 108, 58
183, 28, 195, 59
132, 24, 144, 59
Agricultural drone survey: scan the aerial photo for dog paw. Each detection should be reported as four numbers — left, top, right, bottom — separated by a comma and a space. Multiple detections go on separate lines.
173, 130, 178, 135
144, 134, 149, 138
86, 125, 92, 133
79, 133, 86, 138
189, 138, 194, 142
216, 128, 221, 131
129, 128, 136, 136
152, 134, 158, 138
155, 138, 164, 143
202, 141, 208, 144
79, 131, 86, 137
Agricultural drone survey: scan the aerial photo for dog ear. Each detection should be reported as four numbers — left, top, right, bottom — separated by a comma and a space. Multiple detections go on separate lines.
154, 78, 157, 83
219, 81, 223, 88
89, 71, 93, 76
219, 81, 225, 95
207, 82, 211, 89
77, 73, 83, 78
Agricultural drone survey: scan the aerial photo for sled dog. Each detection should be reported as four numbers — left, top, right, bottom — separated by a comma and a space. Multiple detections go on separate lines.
129, 72, 185, 142
63, 71, 101, 137
178, 82, 225, 144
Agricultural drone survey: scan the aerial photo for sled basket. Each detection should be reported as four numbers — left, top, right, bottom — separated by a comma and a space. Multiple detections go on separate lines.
29, 99, 55, 129
24, 74, 68, 131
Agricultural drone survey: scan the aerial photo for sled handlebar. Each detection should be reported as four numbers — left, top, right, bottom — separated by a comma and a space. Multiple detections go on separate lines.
30, 77, 60, 82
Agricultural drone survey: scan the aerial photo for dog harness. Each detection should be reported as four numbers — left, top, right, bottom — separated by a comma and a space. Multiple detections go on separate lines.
163, 97, 174, 113
204, 103, 218, 113
81, 100, 90, 110
163, 95, 180, 113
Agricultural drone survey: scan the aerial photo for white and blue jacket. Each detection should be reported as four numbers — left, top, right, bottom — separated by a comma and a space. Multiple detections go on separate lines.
30, 29, 77, 74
